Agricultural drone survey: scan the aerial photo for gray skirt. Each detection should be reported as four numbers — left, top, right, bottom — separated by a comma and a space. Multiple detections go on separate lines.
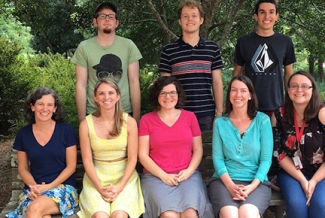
208, 178, 271, 216
140, 170, 215, 218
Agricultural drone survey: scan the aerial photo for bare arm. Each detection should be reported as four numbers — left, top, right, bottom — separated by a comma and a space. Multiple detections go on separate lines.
79, 119, 103, 192
138, 135, 179, 186
115, 116, 138, 191
178, 136, 203, 182
284, 64, 294, 89
160, 72, 171, 77
138, 135, 166, 178
41, 146, 77, 192
17, 151, 37, 186
233, 64, 243, 77
76, 65, 88, 122
212, 69, 223, 117
128, 61, 141, 124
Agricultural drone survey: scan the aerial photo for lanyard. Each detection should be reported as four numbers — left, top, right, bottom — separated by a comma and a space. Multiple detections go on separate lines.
294, 110, 305, 146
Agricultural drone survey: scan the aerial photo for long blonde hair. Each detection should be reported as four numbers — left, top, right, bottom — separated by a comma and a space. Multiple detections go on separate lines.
93, 78, 124, 136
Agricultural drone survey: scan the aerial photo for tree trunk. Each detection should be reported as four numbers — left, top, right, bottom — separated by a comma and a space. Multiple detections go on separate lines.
308, 55, 315, 78
318, 57, 324, 82
200, 0, 222, 38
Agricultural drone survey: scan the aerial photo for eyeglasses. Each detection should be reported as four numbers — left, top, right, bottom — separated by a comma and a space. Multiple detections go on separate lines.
159, 91, 178, 97
97, 14, 116, 20
97, 71, 122, 83
289, 84, 313, 91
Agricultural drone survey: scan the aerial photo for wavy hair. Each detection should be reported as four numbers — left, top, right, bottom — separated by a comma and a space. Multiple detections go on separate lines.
24, 87, 65, 124
149, 76, 186, 111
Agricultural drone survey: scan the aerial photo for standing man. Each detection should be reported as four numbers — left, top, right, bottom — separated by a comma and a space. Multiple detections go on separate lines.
71, 2, 142, 123
233, 0, 296, 117
159, 0, 224, 131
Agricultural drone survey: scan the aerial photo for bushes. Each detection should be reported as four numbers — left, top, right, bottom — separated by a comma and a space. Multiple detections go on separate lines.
0, 37, 30, 136
1, 48, 78, 135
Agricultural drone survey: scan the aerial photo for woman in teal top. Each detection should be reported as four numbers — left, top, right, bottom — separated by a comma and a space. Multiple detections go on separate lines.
208, 75, 273, 218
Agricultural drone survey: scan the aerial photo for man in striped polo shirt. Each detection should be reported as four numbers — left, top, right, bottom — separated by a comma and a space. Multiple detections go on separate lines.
159, 0, 224, 131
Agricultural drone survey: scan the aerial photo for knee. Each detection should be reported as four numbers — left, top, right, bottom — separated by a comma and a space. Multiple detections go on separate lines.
310, 199, 325, 213
160, 210, 178, 218
92, 211, 109, 218
26, 201, 41, 217
111, 210, 128, 218
181, 208, 198, 218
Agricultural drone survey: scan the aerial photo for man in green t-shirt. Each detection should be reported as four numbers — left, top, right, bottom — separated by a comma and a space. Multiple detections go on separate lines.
71, 2, 142, 123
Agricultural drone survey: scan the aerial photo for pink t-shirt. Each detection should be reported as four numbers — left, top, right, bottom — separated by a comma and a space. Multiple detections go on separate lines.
139, 109, 201, 173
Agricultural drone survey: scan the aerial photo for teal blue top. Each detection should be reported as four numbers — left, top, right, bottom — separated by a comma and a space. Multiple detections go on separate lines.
212, 112, 273, 183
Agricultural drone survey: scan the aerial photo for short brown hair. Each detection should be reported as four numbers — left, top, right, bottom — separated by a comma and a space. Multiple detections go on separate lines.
149, 76, 186, 111
177, 0, 204, 19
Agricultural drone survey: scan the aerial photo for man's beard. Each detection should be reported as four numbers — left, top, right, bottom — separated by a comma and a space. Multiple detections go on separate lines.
103, 27, 112, 34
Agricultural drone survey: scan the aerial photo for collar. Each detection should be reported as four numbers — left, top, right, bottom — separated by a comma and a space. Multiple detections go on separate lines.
177, 35, 206, 47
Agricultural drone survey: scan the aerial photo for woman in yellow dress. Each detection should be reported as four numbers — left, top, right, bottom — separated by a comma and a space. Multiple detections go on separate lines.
77, 78, 144, 218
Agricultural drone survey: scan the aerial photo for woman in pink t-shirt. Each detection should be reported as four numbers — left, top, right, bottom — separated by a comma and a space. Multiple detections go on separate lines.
138, 76, 214, 218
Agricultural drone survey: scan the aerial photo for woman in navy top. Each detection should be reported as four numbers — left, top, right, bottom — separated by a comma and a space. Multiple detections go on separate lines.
7, 87, 78, 218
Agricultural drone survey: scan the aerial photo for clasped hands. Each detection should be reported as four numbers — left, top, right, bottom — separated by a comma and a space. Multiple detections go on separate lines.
100, 185, 120, 203
301, 178, 316, 206
229, 183, 253, 201
27, 182, 50, 200
161, 169, 192, 186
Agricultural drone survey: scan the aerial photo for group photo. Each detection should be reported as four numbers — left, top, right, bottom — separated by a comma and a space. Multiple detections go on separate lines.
0, 0, 325, 218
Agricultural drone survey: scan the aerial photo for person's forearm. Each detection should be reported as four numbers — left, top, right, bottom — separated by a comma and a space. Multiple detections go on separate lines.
311, 163, 325, 184
76, 85, 87, 122
130, 85, 141, 123
19, 168, 37, 186
279, 156, 306, 183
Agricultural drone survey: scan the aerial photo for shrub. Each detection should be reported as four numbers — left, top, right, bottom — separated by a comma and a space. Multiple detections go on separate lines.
0, 37, 30, 136
7, 52, 78, 134
140, 65, 159, 115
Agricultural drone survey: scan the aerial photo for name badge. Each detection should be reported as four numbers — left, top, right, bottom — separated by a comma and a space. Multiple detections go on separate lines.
293, 156, 303, 170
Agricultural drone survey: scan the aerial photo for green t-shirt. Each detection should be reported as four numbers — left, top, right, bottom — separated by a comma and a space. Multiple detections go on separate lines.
71, 36, 142, 114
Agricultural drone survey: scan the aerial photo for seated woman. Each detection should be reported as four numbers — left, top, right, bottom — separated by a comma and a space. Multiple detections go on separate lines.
77, 78, 144, 218
273, 70, 325, 218
7, 87, 78, 218
138, 76, 214, 218
208, 75, 273, 218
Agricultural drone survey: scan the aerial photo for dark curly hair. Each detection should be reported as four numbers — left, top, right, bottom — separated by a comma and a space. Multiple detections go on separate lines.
149, 76, 186, 111
24, 87, 65, 124
283, 70, 323, 125
225, 75, 258, 119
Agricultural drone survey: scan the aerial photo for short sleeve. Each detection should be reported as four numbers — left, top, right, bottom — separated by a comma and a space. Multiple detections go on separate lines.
127, 39, 142, 65
13, 128, 25, 151
159, 45, 172, 74
189, 111, 201, 137
139, 113, 150, 136
63, 123, 78, 148
234, 38, 244, 66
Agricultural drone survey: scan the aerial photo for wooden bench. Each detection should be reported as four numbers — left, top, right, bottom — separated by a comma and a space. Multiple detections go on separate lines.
0, 130, 285, 218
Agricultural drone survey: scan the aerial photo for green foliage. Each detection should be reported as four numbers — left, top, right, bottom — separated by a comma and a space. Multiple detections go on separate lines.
6, 0, 84, 54
0, 1, 34, 54
3, 51, 78, 135
140, 65, 159, 115
0, 37, 30, 136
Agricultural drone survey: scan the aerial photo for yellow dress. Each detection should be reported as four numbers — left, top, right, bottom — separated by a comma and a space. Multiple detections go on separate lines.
77, 113, 145, 218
